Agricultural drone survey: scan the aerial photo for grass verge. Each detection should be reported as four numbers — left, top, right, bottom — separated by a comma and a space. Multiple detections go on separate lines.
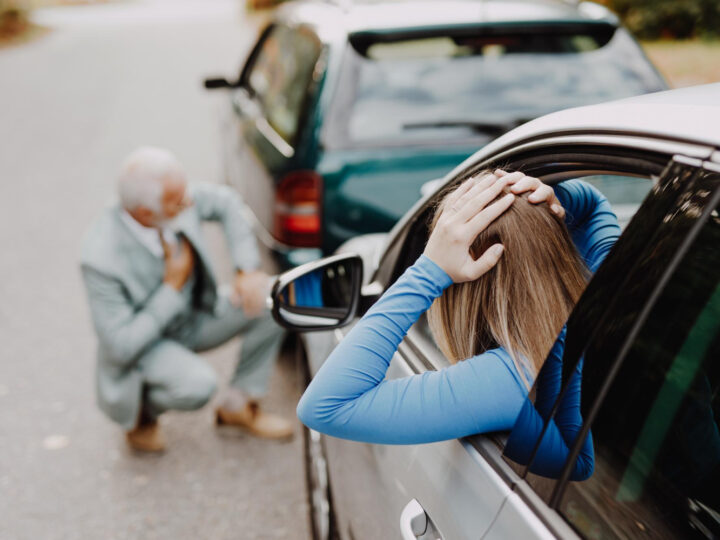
642, 40, 720, 87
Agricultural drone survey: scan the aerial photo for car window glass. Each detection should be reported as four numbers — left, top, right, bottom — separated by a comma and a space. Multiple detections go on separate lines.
327, 27, 665, 148
582, 174, 653, 229
245, 27, 280, 100
502, 162, 708, 496
557, 172, 720, 539
246, 25, 322, 145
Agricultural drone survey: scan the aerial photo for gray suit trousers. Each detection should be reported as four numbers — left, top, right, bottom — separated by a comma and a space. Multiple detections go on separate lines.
139, 290, 284, 419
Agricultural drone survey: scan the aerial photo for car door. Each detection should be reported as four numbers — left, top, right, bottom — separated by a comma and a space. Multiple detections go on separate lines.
223, 23, 324, 266
321, 332, 514, 540
322, 146, 681, 539
486, 156, 720, 538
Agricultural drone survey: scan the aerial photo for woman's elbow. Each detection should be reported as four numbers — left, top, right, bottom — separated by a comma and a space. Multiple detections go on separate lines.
296, 390, 326, 433
296, 392, 314, 428
296, 388, 347, 437
570, 456, 595, 482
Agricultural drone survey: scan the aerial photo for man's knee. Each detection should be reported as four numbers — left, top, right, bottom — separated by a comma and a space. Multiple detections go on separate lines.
168, 366, 217, 410
140, 340, 218, 412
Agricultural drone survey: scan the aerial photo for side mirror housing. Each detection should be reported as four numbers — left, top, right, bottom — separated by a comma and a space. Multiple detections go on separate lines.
203, 77, 236, 90
271, 253, 363, 332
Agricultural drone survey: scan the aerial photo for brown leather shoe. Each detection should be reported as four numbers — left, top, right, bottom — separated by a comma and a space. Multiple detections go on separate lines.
126, 419, 165, 453
215, 401, 294, 440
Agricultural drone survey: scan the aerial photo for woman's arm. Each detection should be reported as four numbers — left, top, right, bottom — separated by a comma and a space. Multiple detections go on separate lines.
553, 180, 621, 273
505, 328, 594, 481
297, 173, 611, 446
297, 255, 527, 444
298, 174, 517, 444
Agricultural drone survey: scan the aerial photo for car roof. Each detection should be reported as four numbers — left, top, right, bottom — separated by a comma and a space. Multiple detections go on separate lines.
473, 83, 720, 159
275, 0, 617, 37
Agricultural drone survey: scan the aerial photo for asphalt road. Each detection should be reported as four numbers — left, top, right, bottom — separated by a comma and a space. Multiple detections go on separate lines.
0, 2, 310, 538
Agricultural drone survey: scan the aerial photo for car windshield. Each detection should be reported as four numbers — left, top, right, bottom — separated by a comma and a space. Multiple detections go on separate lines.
327, 25, 666, 147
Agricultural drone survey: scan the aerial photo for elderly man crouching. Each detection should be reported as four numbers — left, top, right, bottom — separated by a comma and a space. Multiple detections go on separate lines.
80, 147, 293, 452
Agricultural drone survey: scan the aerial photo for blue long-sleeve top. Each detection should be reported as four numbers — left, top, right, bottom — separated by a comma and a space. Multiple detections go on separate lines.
297, 180, 620, 480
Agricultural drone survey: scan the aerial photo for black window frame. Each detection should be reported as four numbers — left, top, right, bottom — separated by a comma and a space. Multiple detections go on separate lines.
239, 23, 275, 89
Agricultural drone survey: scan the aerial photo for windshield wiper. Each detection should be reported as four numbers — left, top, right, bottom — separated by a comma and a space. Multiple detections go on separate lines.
402, 119, 530, 136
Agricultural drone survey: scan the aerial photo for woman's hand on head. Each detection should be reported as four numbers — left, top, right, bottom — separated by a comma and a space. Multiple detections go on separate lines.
495, 170, 565, 219
424, 173, 513, 283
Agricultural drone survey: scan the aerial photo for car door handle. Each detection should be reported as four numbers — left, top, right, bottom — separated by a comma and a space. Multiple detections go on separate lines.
400, 499, 428, 539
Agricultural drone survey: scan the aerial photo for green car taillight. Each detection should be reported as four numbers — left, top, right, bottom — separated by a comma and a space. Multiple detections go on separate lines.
274, 170, 323, 248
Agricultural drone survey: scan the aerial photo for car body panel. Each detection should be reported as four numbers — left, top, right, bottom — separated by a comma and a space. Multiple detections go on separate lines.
319, 146, 477, 252
482, 493, 555, 540
469, 83, 720, 166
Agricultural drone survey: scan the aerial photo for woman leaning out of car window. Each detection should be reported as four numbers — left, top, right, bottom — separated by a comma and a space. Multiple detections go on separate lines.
296, 169, 620, 480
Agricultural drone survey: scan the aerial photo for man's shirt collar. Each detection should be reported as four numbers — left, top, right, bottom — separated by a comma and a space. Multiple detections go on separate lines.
119, 209, 177, 258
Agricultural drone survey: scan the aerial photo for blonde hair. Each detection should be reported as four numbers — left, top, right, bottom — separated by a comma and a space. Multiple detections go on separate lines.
427, 171, 589, 387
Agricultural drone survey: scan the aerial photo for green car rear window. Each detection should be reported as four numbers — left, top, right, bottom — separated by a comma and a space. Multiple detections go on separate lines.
326, 24, 665, 148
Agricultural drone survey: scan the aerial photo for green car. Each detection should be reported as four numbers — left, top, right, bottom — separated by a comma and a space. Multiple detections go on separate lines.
205, 0, 666, 270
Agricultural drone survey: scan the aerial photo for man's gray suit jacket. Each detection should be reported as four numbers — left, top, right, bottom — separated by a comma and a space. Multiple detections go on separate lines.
80, 182, 260, 429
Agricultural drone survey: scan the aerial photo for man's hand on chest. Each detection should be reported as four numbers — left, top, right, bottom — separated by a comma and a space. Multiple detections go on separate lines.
161, 234, 195, 291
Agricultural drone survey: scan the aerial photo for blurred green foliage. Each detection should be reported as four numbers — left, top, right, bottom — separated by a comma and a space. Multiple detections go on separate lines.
604, 0, 720, 39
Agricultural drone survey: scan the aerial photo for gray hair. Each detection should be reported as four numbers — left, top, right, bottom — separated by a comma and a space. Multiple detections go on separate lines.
117, 146, 185, 212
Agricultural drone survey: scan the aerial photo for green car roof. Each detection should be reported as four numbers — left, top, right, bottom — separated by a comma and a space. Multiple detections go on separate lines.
276, 0, 618, 40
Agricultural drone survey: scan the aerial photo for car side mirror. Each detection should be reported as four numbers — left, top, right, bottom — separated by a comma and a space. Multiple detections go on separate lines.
203, 77, 236, 90
271, 254, 363, 332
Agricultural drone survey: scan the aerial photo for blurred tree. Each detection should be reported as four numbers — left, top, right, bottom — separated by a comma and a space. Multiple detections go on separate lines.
245, 0, 285, 10
0, 0, 30, 40
600, 0, 720, 39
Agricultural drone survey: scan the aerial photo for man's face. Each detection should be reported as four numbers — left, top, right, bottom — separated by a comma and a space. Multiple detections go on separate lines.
159, 175, 191, 221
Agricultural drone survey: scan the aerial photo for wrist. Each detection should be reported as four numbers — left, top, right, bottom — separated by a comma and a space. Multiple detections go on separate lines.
234, 270, 247, 289
417, 254, 454, 288
236, 267, 260, 277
